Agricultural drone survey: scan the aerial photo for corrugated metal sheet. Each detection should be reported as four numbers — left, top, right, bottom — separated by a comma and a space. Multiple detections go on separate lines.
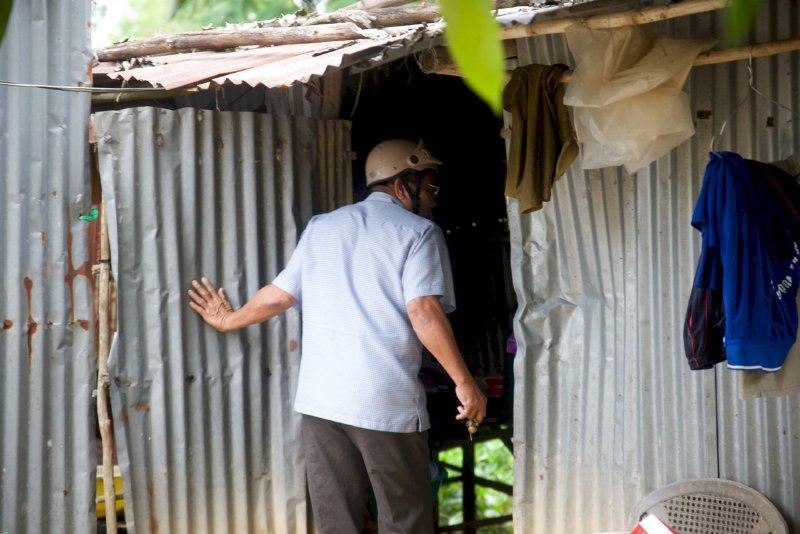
0, 1, 95, 534
95, 107, 351, 533
92, 28, 440, 91
510, 2, 800, 532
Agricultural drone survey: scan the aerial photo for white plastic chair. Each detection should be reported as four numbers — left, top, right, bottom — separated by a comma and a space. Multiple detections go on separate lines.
628, 478, 788, 534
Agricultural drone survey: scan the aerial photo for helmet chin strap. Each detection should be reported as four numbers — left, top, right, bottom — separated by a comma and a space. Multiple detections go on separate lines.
400, 175, 424, 215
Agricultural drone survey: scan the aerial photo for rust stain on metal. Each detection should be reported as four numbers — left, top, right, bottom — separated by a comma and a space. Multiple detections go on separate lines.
65, 214, 102, 354
288, 339, 298, 352
40, 231, 46, 245
134, 403, 151, 413
2, 320, 11, 330
24, 277, 38, 374
147, 480, 159, 533
63, 489, 70, 497
119, 410, 129, 423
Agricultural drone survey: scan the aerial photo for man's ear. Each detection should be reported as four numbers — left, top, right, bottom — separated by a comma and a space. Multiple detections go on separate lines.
392, 178, 406, 198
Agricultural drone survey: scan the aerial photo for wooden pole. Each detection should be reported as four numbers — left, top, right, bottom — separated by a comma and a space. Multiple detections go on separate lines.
693, 35, 800, 66
95, 23, 375, 62
97, 198, 117, 534
304, 5, 441, 28
420, 36, 800, 79
500, 0, 728, 40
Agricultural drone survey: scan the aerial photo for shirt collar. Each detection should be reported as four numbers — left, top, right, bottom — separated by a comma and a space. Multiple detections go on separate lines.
366, 191, 403, 208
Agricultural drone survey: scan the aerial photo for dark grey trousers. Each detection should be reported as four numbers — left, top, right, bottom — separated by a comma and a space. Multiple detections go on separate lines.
301, 415, 434, 534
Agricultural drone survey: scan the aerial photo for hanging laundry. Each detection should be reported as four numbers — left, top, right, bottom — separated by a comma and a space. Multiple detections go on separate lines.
683, 283, 726, 371
503, 63, 578, 213
689, 152, 800, 372
563, 25, 715, 173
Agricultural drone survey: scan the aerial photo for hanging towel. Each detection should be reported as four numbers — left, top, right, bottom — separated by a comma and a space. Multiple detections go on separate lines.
563, 25, 715, 173
503, 63, 578, 214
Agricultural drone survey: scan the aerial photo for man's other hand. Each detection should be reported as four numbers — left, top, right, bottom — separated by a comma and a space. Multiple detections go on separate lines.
454, 379, 487, 425
188, 277, 234, 332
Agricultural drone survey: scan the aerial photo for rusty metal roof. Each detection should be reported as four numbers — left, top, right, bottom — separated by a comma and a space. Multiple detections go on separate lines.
89, 3, 578, 92
92, 23, 444, 91
90, 1, 718, 92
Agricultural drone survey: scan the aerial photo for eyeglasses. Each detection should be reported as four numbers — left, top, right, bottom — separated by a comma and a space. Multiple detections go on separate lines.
426, 184, 440, 198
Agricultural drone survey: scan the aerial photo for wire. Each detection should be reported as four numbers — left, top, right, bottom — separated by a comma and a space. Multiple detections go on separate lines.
710, 47, 799, 153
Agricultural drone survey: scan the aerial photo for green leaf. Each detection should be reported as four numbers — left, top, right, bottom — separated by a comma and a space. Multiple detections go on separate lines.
440, 0, 504, 115
0, 0, 13, 45
723, 0, 762, 46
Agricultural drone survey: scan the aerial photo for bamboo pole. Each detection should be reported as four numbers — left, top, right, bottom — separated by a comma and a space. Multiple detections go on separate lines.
97, 198, 117, 534
500, 0, 728, 39
693, 35, 800, 66
420, 36, 800, 79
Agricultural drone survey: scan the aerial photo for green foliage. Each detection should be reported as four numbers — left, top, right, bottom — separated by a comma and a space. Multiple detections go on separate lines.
115, 0, 297, 42
170, 0, 295, 19
437, 439, 513, 532
723, 0, 762, 46
0, 0, 12, 45
439, 0, 504, 115
438, 447, 464, 526
322, 0, 354, 11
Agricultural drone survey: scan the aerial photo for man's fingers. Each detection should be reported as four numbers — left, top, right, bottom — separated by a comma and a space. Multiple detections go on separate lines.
188, 289, 206, 306
454, 401, 486, 424
191, 279, 210, 298
201, 277, 218, 295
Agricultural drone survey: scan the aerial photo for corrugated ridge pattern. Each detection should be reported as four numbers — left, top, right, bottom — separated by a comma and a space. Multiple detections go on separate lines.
0, 1, 95, 533
95, 107, 351, 533
509, 2, 800, 532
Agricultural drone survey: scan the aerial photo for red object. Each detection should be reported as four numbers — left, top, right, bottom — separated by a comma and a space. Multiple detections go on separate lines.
630, 514, 679, 534
484, 376, 504, 397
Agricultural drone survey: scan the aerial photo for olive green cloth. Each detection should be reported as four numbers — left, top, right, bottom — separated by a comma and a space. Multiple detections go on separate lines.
503, 63, 578, 214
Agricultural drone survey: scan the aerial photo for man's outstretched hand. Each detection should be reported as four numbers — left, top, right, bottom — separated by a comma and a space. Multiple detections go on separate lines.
188, 277, 234, 332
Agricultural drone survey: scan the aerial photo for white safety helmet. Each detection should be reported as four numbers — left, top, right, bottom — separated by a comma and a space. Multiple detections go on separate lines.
365, 139, 442, 187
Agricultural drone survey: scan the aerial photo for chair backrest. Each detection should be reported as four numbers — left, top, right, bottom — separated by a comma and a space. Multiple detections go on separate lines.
627, 478, 788, 534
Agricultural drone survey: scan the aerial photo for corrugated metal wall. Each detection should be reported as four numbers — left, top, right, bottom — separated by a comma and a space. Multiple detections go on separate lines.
95, 107, 351, 533
510, 2, 800, 532
0, 1, 96, 533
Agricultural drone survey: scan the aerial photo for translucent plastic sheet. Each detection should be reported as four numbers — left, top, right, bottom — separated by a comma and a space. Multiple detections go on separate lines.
564, 25, 716, 173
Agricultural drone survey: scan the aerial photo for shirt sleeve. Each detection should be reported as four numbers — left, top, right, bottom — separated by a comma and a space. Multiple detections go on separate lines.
271, 218, 315, 304
401, 224, 456, 312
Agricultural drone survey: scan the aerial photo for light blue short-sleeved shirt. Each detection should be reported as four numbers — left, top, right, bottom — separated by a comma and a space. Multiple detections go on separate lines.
272, 192, 455, 432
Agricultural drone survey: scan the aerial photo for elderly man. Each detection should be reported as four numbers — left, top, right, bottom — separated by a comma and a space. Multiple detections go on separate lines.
189, 139, 487, 533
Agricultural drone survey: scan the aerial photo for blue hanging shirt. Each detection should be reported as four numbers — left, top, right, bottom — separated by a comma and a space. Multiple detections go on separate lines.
692, 152, 800, 371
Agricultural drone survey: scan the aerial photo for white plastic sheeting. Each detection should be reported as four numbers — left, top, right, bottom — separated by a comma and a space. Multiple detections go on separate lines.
0, 1, 95, 533
509, 2, 800, 532
95, 108, 351, 533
